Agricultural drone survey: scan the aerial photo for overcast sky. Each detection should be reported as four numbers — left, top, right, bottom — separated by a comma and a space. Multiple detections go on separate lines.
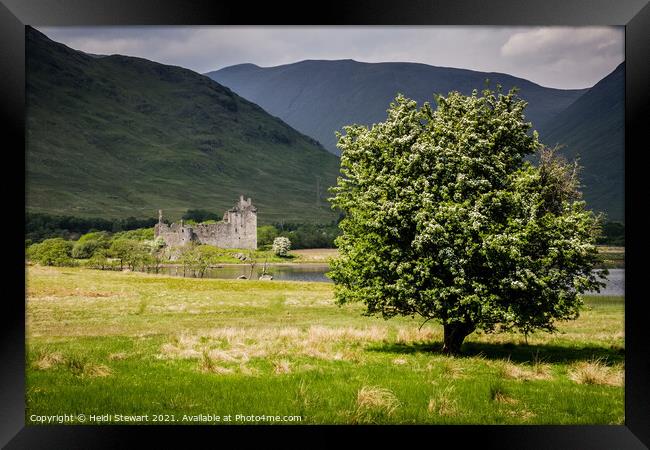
38, 26, 624, 89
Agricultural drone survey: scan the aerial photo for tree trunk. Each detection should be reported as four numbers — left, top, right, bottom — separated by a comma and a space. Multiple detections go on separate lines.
442, 322, 475, 355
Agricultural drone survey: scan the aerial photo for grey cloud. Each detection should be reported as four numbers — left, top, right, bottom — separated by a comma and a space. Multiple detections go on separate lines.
498, 27, 623, 87
38, 26, 624, 89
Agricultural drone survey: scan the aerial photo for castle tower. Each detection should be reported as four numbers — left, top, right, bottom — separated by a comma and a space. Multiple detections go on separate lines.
230, 195, 257, 249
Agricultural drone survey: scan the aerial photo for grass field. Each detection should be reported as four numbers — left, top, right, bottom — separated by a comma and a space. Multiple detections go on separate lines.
288, 248, 339, 264
26, 266, 624, 425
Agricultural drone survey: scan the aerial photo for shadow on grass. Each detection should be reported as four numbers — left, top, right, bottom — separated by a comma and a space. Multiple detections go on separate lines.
366, 341, 624, 365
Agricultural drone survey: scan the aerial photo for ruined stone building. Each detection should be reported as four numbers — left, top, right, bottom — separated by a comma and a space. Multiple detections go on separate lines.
154, 196, 257, 249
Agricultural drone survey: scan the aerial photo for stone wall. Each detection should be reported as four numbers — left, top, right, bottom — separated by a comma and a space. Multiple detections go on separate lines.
154, 222, 194, 247
154, 196, 257, 250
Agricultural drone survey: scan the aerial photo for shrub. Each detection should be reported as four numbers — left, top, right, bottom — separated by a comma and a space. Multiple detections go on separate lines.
272, 237, 291, 257
109, 239, 148, 270
111, 228, 154, 242
179, 244, 222, 278
72, 231, 110, 259
257, 225, 279, 247
27, 238, 74, 266
87, 249, 116, 270
270, 222, 341, 249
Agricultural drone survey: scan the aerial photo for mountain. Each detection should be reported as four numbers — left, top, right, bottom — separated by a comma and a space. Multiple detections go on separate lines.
537, 62, 625, 222
208, 59, 624, 221
206, 60, 587, 155
26, 27, 341, 223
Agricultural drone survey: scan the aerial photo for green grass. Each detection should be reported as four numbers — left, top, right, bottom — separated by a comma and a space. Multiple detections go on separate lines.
26, 266, 624, 425
289, 248, 339, 263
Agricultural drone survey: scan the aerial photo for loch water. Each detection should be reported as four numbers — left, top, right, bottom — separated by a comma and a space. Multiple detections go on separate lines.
160, 265, 624, 296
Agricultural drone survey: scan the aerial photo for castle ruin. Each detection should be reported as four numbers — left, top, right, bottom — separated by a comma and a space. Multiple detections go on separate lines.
154, 196, 257, 249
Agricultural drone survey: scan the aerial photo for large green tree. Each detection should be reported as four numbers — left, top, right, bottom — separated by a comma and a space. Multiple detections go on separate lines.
329, 88, 607, 354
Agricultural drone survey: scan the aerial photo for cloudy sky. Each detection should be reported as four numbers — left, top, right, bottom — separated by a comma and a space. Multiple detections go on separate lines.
38, 26, 624, 89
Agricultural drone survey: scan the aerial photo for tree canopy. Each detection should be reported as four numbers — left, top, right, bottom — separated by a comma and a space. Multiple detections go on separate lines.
328, 88, 606, 354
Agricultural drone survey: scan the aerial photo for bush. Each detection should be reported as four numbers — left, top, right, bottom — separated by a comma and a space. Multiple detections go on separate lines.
143, 237, 167, 273
272, 237, 291, 257
109, 239, 148, 270
27, 238, 74, 266
72, 231, 110, 259
88, 249, 116, 270
257, 225, 279, 247
179, 244, 222, 277
111, 228, 154, 242
267, 222, 341, 249
283, 224, 340, 249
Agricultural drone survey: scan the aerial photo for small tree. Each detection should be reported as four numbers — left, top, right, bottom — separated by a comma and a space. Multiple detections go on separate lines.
257, 225, 279, 247
109, 238, 146, 271
329, 89, 606, 355
88, 248, 114, 270
179, 244, 221, 278
143, 237, 166, 273
192, 245, 221, 278
72, 231, 110, 259
178, 245, 196, 277
27, 238, 75, 266
125, 241, 149, 271
272, 237, 291, 257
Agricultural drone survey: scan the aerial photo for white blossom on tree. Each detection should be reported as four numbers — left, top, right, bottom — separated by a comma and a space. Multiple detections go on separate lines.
272, 237, 291, 257
329, 88, 607, 355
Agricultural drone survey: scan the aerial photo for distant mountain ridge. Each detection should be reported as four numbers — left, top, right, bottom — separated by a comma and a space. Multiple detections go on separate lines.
26, 27, 623, 223
26, 27, 341, 223
207, 59, 587, 154
537, 62, 625, 222
208, 59, 624, 222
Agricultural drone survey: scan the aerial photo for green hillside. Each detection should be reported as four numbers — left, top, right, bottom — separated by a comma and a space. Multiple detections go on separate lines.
26, 27, 341, 223
207, 60, 586, 155
537, 63, 624, 222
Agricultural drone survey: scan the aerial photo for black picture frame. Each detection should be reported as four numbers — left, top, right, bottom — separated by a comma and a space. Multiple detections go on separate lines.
1, 1, 647, 448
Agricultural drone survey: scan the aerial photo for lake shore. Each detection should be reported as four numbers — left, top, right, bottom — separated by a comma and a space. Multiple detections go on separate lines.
165, 246, 623, 268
